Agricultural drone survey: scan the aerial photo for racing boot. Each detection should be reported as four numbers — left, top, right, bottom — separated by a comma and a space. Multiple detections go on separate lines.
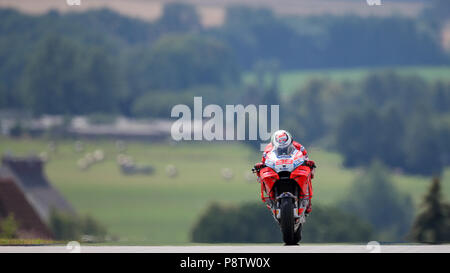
305, 202, 312, 216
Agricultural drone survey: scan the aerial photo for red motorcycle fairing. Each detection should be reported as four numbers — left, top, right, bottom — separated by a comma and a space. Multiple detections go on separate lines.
290, 166, 313, 198
259, 167, 279, 197
259, 165, 313, 202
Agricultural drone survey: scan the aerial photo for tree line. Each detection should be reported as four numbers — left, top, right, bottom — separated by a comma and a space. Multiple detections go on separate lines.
1, 3, 449, 176
1, 3, 449, 116
283, 71, 450, 176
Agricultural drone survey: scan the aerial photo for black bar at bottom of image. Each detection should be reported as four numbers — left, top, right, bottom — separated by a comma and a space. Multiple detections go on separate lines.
2, 252, 447, 272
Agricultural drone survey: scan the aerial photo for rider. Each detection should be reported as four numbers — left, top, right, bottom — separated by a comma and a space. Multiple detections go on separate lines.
253, 130, 316, 214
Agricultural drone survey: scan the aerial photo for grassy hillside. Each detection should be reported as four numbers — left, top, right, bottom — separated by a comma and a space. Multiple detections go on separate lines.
1, 137, 448, 244
244, 66, 450, 96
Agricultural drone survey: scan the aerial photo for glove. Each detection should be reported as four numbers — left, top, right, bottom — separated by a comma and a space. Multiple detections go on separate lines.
252, 163, 265, 173
305, 160, 316, 169
304, 160, 316, 179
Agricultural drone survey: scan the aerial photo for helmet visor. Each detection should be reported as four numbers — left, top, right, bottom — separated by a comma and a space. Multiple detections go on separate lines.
275, 145, 295, 156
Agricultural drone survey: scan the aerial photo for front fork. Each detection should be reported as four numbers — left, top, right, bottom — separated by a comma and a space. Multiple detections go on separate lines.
258, 177, 309, 225
271, 193, 309, 226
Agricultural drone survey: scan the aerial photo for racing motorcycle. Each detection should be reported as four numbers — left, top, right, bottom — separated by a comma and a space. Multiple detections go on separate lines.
253, 147, 313, 245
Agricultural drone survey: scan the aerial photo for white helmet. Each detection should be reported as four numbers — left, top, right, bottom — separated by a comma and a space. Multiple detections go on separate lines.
271, 130, 294, 155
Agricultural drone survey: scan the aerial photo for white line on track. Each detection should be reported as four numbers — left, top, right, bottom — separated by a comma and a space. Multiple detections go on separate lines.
1, 245, 449, 253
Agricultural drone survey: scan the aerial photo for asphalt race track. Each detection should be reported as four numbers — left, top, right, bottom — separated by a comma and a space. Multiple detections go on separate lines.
1, 245, 449, 253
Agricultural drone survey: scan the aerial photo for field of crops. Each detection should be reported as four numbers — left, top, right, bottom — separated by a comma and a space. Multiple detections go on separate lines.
244, 66, 450, 96
1, 137, 449, 244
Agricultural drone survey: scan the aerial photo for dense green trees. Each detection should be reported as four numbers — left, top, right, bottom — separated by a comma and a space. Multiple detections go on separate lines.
0, 6, 242, 116
334, 80, 450, 175
284, 79, 327, 144
1, 5, 448, 117
127, 34, 240, 91
213, 7, 448, 70
341, 161, 414, 241
19, 36, 123, 115
283, 71, 450, 176
157, 2, 202, 33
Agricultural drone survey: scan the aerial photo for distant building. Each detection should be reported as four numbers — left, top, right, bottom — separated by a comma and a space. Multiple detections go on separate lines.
0, 114, 172, 141
68, 117, 172, 141
0, 156, 75, 239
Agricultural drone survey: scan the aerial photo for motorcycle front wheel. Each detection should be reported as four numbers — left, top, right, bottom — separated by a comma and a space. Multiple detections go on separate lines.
280, 197, 297, 245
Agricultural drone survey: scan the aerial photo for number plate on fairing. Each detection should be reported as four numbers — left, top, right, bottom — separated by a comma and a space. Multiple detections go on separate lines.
265, 150, 305, 173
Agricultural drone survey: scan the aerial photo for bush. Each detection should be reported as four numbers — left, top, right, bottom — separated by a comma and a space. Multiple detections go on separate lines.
191, 202, 373, 243
49, 210, 81, 241
191, 202, 279, 243
49, 210, 107, 242
0, 214, 19, 239
302, 205, 373, 243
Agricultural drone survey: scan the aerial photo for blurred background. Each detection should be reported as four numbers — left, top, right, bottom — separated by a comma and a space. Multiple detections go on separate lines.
0, 0, 449, 245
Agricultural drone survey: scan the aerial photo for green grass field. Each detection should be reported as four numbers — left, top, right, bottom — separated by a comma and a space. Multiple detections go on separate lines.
244, 66, 450, 96
1, 137, 449, 244
0, 238, 62, 246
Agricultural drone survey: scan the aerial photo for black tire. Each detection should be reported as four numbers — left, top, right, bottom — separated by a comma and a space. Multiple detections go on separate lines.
294, 223, 302, 244
280, 197, 296, 245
